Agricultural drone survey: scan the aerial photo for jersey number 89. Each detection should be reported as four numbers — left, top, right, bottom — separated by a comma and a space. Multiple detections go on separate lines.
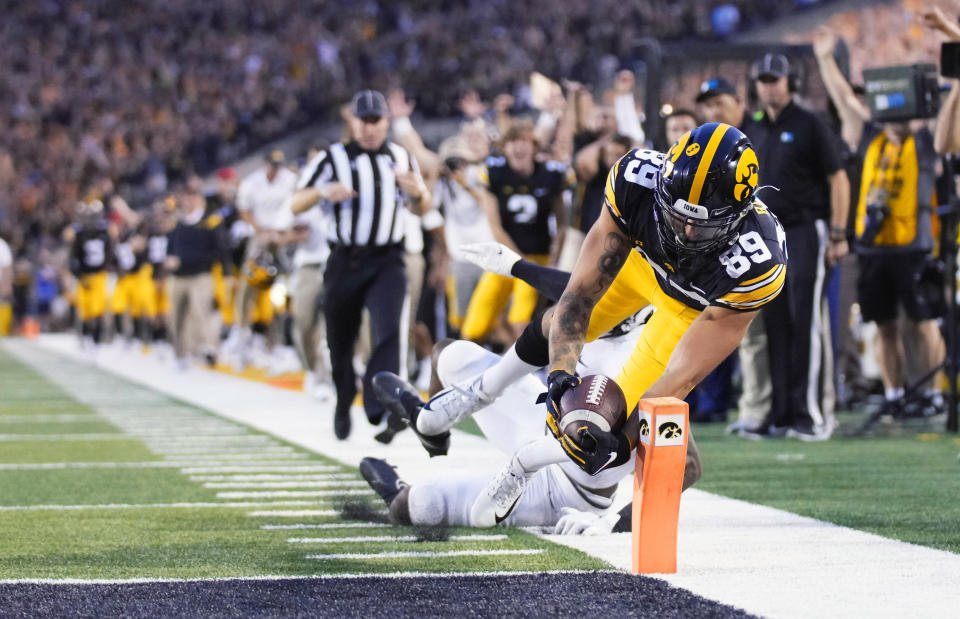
719, 231, 771, 278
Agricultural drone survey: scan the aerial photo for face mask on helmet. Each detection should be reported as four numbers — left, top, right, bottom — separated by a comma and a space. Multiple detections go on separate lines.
654, 185, 746, 254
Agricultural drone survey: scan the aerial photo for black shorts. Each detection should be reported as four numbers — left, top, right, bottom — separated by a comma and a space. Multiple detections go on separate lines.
857, 251, 943, 323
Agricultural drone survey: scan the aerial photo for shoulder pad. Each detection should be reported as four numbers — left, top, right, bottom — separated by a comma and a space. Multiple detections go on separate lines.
604, 149, 664, 224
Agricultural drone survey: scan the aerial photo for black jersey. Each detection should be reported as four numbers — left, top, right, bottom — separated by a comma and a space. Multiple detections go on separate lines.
604, 148, 787, 312
480, 157, 571, 255
70, 224, 113, 275
147, 234, 169, 280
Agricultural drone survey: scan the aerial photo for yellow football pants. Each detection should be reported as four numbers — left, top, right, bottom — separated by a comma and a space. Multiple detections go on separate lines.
111, 267, 154, 319
77, 271, 109, 322
578, 251, 701, 412
250, 288, 274, 325
461, 254, 550, 341
212, 262, 236, 326
143, 272, 170, 320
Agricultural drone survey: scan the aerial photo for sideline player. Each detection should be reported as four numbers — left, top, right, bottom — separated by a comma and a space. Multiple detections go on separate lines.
69, 200, 115, 351
412, 123, 786, 515
460, 120, 570, 342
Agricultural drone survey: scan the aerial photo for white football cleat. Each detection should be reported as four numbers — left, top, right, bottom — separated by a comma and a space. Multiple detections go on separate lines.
416, 374, 491, 436
470, 455, 532, 527
459, 242, 522, 276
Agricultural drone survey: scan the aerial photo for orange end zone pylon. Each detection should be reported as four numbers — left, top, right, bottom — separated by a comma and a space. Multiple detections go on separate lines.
631, 397, 688, 574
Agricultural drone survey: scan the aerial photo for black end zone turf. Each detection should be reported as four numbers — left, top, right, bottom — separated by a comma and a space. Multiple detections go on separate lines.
0, 573, 755, 618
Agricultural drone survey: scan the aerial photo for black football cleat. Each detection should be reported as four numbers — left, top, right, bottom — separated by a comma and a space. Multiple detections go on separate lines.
359, 457, 408, 505
333, 403, 351, 440
373, 411, 409, 444
371, 371, 450, 457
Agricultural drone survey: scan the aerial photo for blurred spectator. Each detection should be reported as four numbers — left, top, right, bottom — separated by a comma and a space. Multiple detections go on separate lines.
662, 108, 700, 149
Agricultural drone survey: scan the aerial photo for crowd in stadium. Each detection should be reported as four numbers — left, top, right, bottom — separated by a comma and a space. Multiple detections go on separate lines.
2, 0, 960, 445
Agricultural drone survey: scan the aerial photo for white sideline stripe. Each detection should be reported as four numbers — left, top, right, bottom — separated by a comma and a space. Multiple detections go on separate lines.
261, 523, 390, 530
0, 414, 100, 423
205, 481, 367, 489
288, 535, 508, 544
247, 510, 342, 517
164, 453, 310, 461
191, 474, 354, 482
181, 466, 341, 474
0, 434, 130, 441
0, 500, 346, 512
307, 549, 544, 560
216, 490, 374, 499
0, 569, 618, 585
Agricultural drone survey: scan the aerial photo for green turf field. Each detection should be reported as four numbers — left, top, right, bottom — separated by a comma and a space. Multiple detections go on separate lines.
693, 418, 960, 553
0, 347, 608, 580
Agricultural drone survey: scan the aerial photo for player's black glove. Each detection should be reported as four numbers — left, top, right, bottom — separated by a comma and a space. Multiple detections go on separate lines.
560, 425, 632, 476
543, 369, 580, 440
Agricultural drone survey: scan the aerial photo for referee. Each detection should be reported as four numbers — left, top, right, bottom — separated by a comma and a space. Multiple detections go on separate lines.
291, 90, 433, 440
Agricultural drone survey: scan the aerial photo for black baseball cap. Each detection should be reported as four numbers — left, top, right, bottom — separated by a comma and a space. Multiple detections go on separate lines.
351, 89, 388, 119
754, 53, 790, 80
696, 77, 738, 103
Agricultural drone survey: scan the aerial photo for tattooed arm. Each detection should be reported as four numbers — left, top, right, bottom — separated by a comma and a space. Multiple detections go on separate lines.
548, 205, 631, 373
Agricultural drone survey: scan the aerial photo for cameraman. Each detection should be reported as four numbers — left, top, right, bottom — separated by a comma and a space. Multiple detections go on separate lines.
815, 26, 952, 414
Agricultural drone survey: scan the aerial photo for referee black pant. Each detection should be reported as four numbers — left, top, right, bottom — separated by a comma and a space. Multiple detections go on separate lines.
324, 245, 408, 425
762, 220, 829, 430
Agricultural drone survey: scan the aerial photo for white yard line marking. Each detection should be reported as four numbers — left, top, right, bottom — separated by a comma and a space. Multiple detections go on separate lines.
306, 549, 545, 560
216, 490, 374, 499
181, 465, 341, 474
164, 453, 310, 461
247, 510, 343, 517
159, 446, 296, 456
288, 535, 508, 544
191, 474, 354, 482
204, 481, 367, 489
0, 434, 130, 441
0, 500, 347, 511
0, 414, 100, 423
0, 461, 262, 470
0, 569, 619, 585
261, 522, 390, 530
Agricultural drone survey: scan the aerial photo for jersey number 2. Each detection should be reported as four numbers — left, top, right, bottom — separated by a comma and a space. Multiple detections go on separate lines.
719, 231, 771, 278
506, 194, 538, 223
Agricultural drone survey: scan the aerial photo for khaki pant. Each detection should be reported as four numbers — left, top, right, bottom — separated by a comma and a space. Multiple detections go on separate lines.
290, 263, 330, 381
736, 311, 771, 427
169, 273, 216, 359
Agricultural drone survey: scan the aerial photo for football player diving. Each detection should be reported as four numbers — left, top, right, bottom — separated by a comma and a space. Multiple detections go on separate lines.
376, 122, 787, 526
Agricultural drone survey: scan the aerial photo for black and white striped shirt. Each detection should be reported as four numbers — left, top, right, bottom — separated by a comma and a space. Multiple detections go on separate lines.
297, 141, 420, 248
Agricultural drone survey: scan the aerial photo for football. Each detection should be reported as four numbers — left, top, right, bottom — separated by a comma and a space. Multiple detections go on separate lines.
558, 374, 628, 443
